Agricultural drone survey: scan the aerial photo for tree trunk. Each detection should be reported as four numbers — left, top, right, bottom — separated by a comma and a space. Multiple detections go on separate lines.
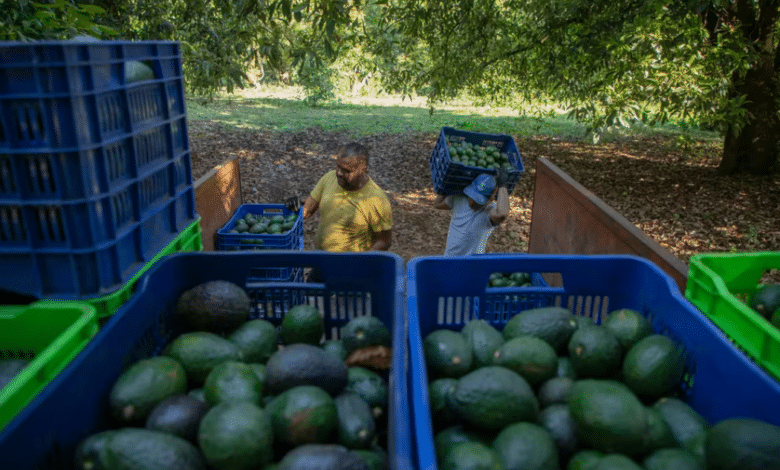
719, 63, 780, 174
718, 0, 780, 175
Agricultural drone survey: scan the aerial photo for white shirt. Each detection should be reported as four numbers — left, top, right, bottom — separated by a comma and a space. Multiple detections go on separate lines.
443, 195, 496, 256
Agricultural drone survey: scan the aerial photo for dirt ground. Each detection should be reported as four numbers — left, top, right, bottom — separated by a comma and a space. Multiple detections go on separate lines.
188, 122, 779, 267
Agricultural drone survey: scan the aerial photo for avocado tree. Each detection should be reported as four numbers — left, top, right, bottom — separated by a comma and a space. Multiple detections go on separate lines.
367, 0, 780, 174
96, 0, 359, 97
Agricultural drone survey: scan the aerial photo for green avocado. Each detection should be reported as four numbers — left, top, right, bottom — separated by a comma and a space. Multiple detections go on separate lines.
75, 428, 205, 470
265, 343, 348, 396
109, 356, 188, 424
199, 401, 274, 469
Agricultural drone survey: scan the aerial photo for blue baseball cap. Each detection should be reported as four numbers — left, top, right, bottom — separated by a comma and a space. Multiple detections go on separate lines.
463, 173, 496, 205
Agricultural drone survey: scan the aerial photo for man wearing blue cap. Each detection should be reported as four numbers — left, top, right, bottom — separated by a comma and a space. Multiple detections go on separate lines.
433, 169, 510, 256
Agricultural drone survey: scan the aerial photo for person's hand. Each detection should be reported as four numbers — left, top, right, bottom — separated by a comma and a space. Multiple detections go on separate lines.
495, 167, 511, 188
284, 195, 302, 213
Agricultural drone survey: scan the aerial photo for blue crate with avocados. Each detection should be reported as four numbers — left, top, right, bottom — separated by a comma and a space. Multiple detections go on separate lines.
406, 254, 780, 470
0, 251, 411, 470
429, 127, 524, 195
216, 203, 303, 251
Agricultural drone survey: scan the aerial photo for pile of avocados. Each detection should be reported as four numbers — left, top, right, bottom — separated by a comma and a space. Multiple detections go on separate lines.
445, 139, 514, 171
423, 306, 780, 470
487, 272, 534, 288
229, 212, 299, 237
75, 280, 392, 470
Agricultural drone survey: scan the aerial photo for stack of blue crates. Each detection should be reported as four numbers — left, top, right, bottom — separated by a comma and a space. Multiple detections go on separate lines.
0, 40, 198, 300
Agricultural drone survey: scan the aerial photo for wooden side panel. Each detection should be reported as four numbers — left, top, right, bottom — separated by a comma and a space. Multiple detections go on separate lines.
194, 156, 242, 251
528, 157, 689, 292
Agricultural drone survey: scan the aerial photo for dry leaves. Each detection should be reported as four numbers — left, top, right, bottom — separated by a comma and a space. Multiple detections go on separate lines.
189, 122, 779, 265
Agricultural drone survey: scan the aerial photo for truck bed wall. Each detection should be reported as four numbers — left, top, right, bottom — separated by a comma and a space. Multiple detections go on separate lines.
528, 157, 688, 292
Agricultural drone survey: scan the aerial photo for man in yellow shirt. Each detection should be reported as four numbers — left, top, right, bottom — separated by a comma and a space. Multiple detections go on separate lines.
286, 142, 393, 252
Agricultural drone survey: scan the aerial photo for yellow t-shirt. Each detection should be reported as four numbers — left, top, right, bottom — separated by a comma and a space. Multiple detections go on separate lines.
311, 171, 393, 252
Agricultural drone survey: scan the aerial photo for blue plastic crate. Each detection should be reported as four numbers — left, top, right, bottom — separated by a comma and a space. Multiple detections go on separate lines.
216, 203, 304, 251
0, 158, 196, 299
0, 251, 412, 470
0, 41, 185, 154
407, 254, 780, 470
429, 127, 524, 195
0, 40, 198, 300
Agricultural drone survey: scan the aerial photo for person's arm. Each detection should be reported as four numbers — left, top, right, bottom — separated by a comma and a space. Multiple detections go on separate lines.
302, 196, 319, 219
369, 229, 392, 251
433, 194, 452, 210
489, 187, 509, 226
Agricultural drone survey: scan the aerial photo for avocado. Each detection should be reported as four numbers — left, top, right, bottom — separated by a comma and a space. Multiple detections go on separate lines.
434, 425, 492, 464
280, 304, 324, 346
248, 363, 267, 393
460, 319, 504, 369
203, 361, 262, 405
250, 223, 268, 234
345, 367, 388, 421
556, 357, 577, 380
322, 340, 348, 361
277, 444, 369, 470
188, 388, 207, 403
164, 331, 242, 385
705, 418, 780, 470
75, 428, 206, 470
353, 448, 388, 470
145, 394, 209, 443
567, 325, 622, 379
537, 376, 574, 407
198, 400, 274, 469
492, 335, 558, 386
567, 450, 605, 470
429, 378, 459, 430
235, 220, 249, 233
503, 306, 578, 353
341, 315, 392, 354
643, 448, 703, 470
601, 308, 654, 352
537, 403, 578, 460
229, 319, 279, 364
423, 329, 473, 379
492, 422, 559, 470
125, 60, 156, 83
653, 397, 709, 451
449, 366, 538, 430
269, 385, 337, 447
265, 343, 348, 396
751, 284, 780, 320
109, 356, 188, 424
592, 454, 643, 470
622, 335, 684, 401
568, 379, 648, 456
441, 442, 504, 470
642, 406, 677, 453
334, 392, 377, 449
0, 358, 30, 391
176, 280, 251, 333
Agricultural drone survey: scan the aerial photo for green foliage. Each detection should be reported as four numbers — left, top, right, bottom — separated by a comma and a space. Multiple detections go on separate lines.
0, 0, 116, 40
366, 0, 775, 148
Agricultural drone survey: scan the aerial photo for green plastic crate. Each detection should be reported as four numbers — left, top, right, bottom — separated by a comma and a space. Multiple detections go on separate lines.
686, 251, 780, 382
0, 301, 98, 431
82, 218, 203, 318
